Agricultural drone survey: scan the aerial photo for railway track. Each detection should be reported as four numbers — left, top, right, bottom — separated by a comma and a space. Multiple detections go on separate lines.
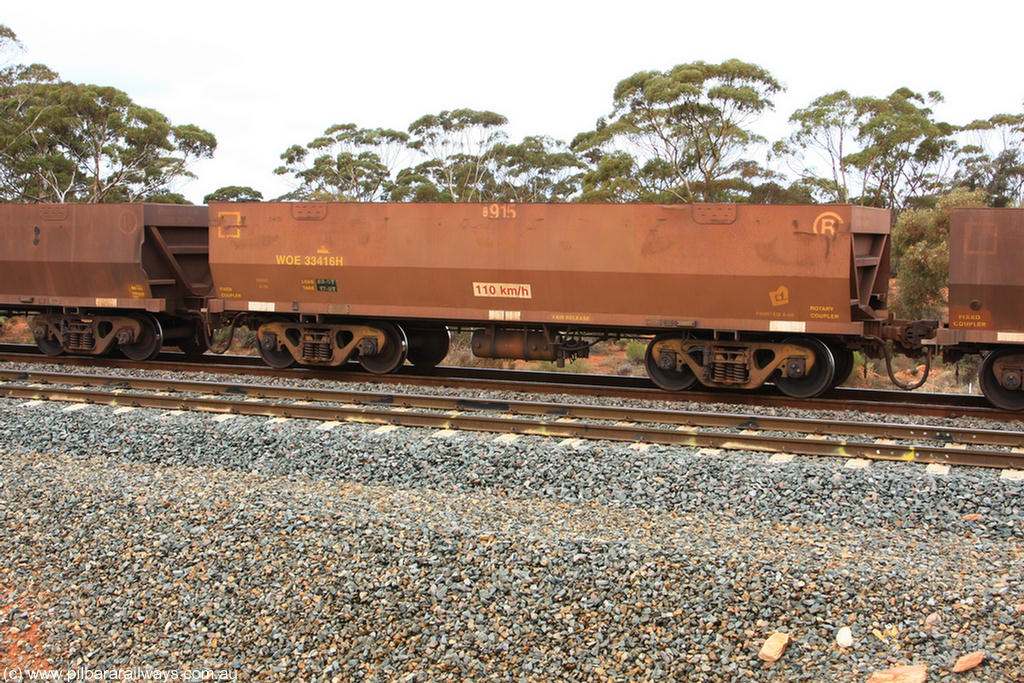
0, 343, 1013, 420
2, 368, 1023, 470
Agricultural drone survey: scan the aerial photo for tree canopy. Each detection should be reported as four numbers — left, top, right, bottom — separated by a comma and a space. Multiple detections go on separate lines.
204, 185, 264, 203
572, 59, 783, 203
784, 88, 957, 209
274, 123, 409, 201
275, 111, 584, 203
954, 113, 1024, 207
1, 29, 1022, 215
0, 24, 215, 203
395, 109, 509, 202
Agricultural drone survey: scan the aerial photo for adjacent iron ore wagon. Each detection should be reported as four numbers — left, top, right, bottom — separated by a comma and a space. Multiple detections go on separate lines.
933, 208, 1024, 409
0, 203, 210, 359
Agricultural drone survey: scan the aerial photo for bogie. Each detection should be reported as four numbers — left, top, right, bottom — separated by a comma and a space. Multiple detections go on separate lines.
643, 334, 838, 398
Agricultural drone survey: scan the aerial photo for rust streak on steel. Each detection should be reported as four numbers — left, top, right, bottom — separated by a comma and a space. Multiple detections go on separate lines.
1, 383, 1022, 470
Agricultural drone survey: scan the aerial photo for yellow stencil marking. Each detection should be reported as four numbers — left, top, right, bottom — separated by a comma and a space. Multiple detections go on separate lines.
217, 211, 242, 239
813, 211, 843, 236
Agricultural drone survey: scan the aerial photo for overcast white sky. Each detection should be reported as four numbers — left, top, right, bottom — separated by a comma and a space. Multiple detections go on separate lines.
5, 1, 1022, 203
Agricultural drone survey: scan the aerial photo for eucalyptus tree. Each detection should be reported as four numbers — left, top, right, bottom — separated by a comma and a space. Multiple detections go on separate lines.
849, 89, 957, 209
783, 90, 860, 202
891, 187, 987, 319
204, 185, 264, 203
1, 23, 58, 199
785, 88, 957, 209
488, 135, 584, 202
274, 123, 409, 201
955, 111, 1024, 207
1, 81, 215, 203
571, 59, 783, 202
400, 108, 508, 202
572, 149, 693, 203
2, 25, 215, 203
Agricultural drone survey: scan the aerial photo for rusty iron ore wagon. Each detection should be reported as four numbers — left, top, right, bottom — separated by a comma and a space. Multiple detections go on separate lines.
206, 201, 928, 398
0, 203, 211, 360
932, 208, 1024, 409
2, 201, 939, 400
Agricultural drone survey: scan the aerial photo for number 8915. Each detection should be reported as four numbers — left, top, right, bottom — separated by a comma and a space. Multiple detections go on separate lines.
483, 204, 517, 219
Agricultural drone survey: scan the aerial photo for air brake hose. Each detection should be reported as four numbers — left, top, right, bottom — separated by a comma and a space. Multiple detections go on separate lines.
203, 313, 243, 354
882, 342, 932, 391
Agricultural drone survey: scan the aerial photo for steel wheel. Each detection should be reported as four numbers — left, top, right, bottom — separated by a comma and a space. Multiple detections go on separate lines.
775, 337, 835, 399
979, 347, 1024, 411
35, 330, 64, 356
258, 324, 296, 369
828, 345, 855, 388
119, 315, 163, 361
405, 325, 451, 370
359, 322, 408, 375
645, 335, 698, 391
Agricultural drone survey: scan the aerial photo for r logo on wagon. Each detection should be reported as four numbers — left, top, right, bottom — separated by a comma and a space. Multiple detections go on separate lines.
813, 211, 843, 237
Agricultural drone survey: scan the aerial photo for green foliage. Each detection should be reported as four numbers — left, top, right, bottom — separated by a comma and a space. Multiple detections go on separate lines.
574, 150, 652, 202
848, 89, 956, 208
786, 90, 859, 202
955, 113, 1024, 207
403, 108, 509, 202
891, 187, 987, 318
390, 161, 449, 202
535, 358, 593, 374
274, 123, 408, 201
746, 179, 817, 204
204, 185, 264, 203
572, 59, 782, 203
4, 24, 1021, 213
143, 191, 190, 204
275, 114, 578, 204
625, 341, 646, 364
488, 135, 584, 202
786, 88, 956, 209
1, 70, 215, 202
1, 26, 219, 204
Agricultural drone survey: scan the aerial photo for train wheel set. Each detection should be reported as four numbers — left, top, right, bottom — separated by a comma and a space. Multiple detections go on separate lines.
644, 333, 841, 398
978, 347, 1024, 410
30, 311, 201, 362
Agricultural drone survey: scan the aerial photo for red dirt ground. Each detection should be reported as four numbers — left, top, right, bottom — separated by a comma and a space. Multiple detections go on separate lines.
0, 586, 53, 669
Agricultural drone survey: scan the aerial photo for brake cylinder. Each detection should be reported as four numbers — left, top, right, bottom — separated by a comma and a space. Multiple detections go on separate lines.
471, 329, 557, 361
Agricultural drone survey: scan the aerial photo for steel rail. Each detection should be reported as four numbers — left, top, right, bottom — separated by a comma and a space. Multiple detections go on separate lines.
1, 381, 1022, 471
2, 368, 1021, 449
0, 345, 1010, 420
